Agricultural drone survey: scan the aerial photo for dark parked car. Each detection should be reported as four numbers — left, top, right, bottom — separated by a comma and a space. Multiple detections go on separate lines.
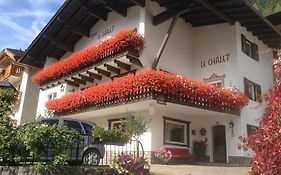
38, 118, 105, 166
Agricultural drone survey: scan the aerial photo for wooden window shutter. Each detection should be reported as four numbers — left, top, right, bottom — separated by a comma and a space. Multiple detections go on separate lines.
244, 77, 249, 97
251, 43, 259, 61
241, 34, 247, 53
273, 51, 278, 59
255, 84, 262, 103
247, 125, 251, 136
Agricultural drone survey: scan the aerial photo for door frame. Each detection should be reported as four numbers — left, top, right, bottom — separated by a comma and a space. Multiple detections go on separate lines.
212, 125, 227, 163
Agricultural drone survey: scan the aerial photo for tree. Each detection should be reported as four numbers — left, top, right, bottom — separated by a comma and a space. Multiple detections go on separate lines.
249, 0, 281, 16
0, 88, 16, 163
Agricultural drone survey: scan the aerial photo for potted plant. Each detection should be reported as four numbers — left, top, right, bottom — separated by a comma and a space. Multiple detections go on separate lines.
110, 154, 148, 175
92, 126, 130, 145
192, 140, 207, 161
154, 149, 172, 164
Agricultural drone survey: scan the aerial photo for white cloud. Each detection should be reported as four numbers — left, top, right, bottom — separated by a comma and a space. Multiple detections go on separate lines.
0, 0, 64, 50
0, 0, 10, 6
0, 10, 53, 17
0, 16, 35, 43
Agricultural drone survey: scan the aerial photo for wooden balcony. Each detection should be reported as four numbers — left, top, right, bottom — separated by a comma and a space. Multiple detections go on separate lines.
41, 49, 143, 90
0, 63, 25, 82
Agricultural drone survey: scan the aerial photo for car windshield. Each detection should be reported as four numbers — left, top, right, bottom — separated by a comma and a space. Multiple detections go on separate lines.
40, 119, 59, 126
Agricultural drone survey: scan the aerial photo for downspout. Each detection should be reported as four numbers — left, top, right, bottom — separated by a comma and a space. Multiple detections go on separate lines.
152, 16, 178, 70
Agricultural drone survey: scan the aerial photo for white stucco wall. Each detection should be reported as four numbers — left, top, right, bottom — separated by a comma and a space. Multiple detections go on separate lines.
192, 23, 239, 87
13, 66, 40, 124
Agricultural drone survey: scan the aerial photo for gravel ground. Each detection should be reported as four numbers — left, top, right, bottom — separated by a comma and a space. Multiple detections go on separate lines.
150, 164, 250, 175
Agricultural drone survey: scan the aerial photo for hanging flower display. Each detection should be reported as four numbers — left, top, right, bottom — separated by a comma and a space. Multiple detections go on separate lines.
46, 70, 248, 113
32, 29, 144, 85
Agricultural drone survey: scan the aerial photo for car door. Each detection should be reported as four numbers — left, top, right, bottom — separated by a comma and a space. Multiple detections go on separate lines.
63, 120, 85, 161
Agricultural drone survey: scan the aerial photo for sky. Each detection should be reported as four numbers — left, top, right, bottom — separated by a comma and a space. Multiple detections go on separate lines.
0, 0, 64, 51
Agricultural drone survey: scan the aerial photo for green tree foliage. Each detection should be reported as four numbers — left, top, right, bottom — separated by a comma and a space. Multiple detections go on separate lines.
249, 0, 281, 16
0, 88, 16, 162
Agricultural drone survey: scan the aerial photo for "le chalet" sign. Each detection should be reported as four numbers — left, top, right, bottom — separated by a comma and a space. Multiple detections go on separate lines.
201, 54, 230, 68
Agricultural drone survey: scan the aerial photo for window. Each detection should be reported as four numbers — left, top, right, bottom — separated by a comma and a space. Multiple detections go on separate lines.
241, 34, 259, 61
82, 122, 93, 135
63, 120, 83, 134
47, 92, 57, 100
203, 73, 225, 88
244, 78, 262, 102
247, 124, 258, 136
108, 118, 126, 130
163, 117, 190, 146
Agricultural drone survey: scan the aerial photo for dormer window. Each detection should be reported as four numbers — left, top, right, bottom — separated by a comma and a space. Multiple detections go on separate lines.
204, 73, 225, 88
241, 34, 259, 61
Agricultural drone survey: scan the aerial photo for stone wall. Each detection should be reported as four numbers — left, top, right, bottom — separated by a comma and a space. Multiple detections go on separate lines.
0, 166, 117, 175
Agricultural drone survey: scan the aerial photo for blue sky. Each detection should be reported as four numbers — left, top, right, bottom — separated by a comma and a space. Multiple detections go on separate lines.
0, 0, 64, 51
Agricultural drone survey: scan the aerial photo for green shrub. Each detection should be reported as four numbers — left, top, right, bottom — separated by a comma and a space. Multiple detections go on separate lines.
16, 122, 80, 162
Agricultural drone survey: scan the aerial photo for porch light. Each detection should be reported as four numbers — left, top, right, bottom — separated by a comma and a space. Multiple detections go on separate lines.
228, 121, 234, 128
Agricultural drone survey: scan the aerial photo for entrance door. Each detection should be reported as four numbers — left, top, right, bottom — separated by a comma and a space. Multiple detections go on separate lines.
212, 125, 227, 163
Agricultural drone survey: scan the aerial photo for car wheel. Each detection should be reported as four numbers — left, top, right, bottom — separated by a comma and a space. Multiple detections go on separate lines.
82, 149, 100, 166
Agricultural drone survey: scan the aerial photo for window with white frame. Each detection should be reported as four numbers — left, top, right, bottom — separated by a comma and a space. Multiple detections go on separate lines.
108, 118, 126, 130
244, 78, 262, 102
241, 34, 259, 61
163, 117, 190, 146
47, 92, 57, 100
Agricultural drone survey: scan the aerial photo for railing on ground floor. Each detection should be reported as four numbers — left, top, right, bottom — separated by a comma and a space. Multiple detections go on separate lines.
0, 136, 145, 166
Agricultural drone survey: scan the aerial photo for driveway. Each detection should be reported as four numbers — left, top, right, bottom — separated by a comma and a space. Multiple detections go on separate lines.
150, 164, 250, 175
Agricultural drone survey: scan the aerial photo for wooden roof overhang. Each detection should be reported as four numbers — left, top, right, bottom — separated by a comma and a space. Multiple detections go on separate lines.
152, 0, 281, 49
40, 50, 143, 90
266, 12, 281, 26
20, 0, 281, 69
20, 0, 145, 68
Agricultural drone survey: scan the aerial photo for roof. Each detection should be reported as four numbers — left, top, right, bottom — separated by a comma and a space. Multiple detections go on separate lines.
266, 11, 281, 25
5, 48, 25, 61
20, 0, 143, 68
0, 80, 11, 88
20, 0, 281, 68
0, 48, 25, 62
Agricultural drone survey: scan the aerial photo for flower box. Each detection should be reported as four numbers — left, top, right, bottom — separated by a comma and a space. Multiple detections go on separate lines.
32, 29, 144, 85
47, 70, 248, 114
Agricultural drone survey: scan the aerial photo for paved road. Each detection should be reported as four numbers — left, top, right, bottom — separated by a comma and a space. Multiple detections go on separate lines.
150, 164, 250, 175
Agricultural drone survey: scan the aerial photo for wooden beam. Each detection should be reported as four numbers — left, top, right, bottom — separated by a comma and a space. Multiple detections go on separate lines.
43, 35, 74, 52
86, 70, 102, 80
129, 0, 145, 7
194, 0, 234, 25
100, 0, 127, 17
79, 74, 94, 83
78, 0, 108, 20
95, 67, 111, 77
127, 56, 143, 67
57, 18, 90, 37
111, 69, 137, 79
72, 77, 86, 85
65, 79, 79, 87
104, 64, 120, 74
114, 60, 131, 71
153, 2, 191, 26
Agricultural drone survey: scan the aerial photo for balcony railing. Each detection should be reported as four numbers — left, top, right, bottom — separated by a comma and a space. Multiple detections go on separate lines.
0, 63, 24, 81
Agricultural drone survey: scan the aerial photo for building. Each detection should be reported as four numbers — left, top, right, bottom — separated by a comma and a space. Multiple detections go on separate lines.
0, 48, 40, 125
20, 0, 281, 165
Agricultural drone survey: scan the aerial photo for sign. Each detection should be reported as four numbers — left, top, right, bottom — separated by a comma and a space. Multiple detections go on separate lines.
201, 54, 230, 68
90, 25, 115, 39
